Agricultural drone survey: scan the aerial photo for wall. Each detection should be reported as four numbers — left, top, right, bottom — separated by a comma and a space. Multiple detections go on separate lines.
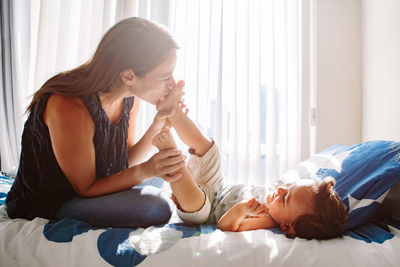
315, 0, 362, 152
362, 0, 400, 142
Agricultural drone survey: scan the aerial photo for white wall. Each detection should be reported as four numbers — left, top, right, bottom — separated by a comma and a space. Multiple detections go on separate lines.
316, 0, 362, 152
362, 0, 400, 142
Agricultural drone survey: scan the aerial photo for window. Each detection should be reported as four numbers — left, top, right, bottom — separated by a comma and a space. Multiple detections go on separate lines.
167, 0, 312, 185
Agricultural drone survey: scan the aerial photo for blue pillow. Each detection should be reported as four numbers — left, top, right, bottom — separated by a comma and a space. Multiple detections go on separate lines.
315, 141, 400, 229
0, 175, 14, 206
282, 140, 400, 230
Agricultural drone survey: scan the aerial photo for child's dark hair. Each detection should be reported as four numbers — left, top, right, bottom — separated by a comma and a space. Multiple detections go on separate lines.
292, 177, 349, 240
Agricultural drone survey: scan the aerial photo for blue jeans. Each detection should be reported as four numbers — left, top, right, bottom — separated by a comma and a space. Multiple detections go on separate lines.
56, 178, 172, 228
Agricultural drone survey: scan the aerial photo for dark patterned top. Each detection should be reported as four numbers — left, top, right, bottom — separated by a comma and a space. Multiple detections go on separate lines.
6, 93, 134, 220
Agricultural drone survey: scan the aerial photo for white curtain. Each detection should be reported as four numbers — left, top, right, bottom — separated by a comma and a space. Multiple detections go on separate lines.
30, 0, 172, 165
31, 0, 138, 101
0, 0, 169, 171
1, 0, 312, 186
0, 0, 31, 172
169, 0, 305, 185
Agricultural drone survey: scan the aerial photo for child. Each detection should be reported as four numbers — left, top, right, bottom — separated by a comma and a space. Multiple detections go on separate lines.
154, 82, 349, 239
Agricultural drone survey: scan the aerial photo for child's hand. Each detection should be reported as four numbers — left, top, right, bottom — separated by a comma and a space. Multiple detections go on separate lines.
239, 198, 268, 216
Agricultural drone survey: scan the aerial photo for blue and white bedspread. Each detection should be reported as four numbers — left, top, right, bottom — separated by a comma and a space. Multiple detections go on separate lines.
1, 140, 400, 267
1, 205, 399, 267
1, 206, 399, 267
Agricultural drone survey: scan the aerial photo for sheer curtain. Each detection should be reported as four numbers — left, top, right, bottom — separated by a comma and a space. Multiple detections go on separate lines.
169, 0, 308, 185
1, 0, 121, 171
1, 0, 313, 186
31, 0, 139, 102
0, 0, 168, 171
0, 0, 31, 172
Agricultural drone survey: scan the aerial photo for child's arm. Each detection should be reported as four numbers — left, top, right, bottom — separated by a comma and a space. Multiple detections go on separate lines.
128, 108, 175, 167
218, 198, 277, 232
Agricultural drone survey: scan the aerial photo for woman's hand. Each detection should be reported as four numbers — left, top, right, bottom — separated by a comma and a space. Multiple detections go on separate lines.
151, 101, 188, 131
142, 148, 186, 182
151, 108, 175, 132
177, 98, 189, 115
156, 80, 185, 112
155, 80, 189, 127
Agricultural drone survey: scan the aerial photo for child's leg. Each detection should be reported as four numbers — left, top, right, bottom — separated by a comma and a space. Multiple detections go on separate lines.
157, 80, 213, 156
152, 127, 206, 213
168, 108, 213, 157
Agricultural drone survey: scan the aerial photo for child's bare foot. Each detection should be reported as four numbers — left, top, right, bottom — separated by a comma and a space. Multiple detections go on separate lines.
152, 127, 177, 151
156, 80, 185, 111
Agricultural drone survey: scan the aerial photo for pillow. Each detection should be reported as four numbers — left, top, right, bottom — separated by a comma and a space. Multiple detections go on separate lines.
0, 175, 14, 206
377, 179, 400, 221
282, 140, 400, 230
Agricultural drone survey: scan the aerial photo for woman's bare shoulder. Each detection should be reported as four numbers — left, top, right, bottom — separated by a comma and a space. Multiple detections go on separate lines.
130, 97, 140, 116
44, 93, 94, 129
47, 93, 85, 111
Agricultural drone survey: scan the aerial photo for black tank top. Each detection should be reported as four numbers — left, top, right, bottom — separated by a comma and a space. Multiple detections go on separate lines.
6, 93, 134, 220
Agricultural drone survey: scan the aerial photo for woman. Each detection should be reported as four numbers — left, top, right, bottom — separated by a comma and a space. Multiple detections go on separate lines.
6, 17, 186, 228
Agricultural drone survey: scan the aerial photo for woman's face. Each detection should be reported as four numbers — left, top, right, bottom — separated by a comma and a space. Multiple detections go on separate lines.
132, 49, 177, 105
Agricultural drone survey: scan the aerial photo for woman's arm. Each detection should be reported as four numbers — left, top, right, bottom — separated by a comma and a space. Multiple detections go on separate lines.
126, 98, 150, 166
44, 94, 184, 197
126, 98, 176, 167
127, 124, 165, 167
217, 198, 276, 232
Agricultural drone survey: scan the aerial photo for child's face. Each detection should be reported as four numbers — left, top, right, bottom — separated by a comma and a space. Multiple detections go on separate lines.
265, 179, 315, 228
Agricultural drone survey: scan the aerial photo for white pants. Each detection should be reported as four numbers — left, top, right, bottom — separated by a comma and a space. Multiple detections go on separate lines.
176, 142, 224, 224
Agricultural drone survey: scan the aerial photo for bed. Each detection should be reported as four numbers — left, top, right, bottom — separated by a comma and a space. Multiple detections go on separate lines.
1, 140, 400, 267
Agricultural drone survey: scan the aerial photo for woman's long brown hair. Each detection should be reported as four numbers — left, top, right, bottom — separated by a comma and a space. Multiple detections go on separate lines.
27, 17, 178, 113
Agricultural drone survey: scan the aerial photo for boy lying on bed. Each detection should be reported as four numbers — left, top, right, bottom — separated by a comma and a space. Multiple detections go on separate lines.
154, 81, 349, 240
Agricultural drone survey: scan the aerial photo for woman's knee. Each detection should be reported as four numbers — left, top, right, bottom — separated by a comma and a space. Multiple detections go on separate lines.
138, 186, 173, 226
56, 187, 173, 228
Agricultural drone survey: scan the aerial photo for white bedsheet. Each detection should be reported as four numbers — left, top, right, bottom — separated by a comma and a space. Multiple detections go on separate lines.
1, 205, 399, 267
